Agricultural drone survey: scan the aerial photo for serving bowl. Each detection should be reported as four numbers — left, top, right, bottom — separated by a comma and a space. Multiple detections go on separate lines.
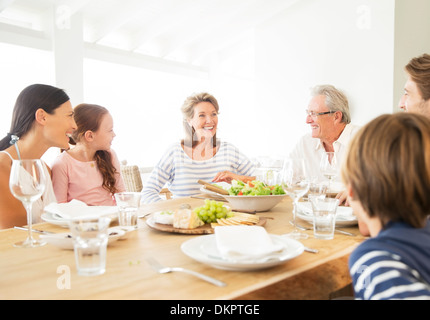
223, 194, 288, 213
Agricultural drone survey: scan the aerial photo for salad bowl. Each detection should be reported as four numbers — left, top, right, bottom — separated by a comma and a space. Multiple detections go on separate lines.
221, 180, 287, 213
223, 194, 288, 213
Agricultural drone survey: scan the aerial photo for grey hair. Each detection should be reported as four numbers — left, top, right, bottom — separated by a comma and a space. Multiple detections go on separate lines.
181, 92, 219, 121
311, 85, 351, 124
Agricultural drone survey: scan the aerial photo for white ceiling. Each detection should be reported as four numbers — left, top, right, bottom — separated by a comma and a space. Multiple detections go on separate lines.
0, 0, 300, 70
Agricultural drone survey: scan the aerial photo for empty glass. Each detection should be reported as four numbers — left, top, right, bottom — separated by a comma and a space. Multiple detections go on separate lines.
9, 159, 46, 248
280, 157, 310, 239
320, 152, 338, 192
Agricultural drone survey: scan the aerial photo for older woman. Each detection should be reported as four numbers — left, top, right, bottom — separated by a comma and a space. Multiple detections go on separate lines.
141, 92, 255, 203
342, 113, 430, 299
0, 84, 77, 229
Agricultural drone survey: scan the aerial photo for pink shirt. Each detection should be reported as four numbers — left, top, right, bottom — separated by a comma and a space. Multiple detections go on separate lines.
51, 150, 125, 206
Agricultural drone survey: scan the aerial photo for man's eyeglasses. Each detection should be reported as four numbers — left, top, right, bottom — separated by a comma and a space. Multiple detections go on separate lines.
305, 110, 336, 117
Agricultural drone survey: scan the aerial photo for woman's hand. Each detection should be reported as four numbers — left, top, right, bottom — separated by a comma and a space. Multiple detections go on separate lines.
212, 171, 255, 184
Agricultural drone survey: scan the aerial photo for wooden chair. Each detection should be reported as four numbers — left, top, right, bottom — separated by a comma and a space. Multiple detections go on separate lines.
120, 165, 172, 199
120, 165, 143, 192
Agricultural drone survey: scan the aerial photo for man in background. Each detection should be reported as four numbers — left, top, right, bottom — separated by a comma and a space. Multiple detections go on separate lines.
289, 84, 360, 204
399, 53, 430, 117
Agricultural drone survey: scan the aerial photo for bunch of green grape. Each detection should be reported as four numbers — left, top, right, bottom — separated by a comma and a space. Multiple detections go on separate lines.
194, 199, 234, 223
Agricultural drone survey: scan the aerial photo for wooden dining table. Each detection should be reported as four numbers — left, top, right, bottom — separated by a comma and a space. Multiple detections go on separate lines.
0, 195, 365, 300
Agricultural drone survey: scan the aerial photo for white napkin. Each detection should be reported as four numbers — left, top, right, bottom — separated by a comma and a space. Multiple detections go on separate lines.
44, 199, 118, 220
297, 202, 355, 220
214, 226, 284, 261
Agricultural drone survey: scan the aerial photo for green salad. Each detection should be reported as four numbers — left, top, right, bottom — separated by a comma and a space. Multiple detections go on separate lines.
228, 180, 285, 196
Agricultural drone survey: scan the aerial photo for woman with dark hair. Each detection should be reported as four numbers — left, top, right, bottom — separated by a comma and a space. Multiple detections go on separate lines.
51, 103, 125, 206
0, 84, 76, 229
141, 92, 255, 203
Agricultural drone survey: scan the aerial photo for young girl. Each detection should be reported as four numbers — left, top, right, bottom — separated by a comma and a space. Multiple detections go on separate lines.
0, 84, 76, 229
51, 103, 125, 206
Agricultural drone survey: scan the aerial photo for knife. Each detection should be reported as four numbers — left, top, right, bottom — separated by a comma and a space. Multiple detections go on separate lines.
14, 226, 55, 235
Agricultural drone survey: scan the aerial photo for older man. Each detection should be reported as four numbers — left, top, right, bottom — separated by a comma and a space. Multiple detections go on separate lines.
399, 53, 430, 116
290, 85, 360, 202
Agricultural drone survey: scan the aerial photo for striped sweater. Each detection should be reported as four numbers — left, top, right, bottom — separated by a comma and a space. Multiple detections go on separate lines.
349, 220, 430, 300
141, 141, 255, 203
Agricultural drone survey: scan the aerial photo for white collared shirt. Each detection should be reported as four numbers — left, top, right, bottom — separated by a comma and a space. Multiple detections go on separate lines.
289, 123, 361, 190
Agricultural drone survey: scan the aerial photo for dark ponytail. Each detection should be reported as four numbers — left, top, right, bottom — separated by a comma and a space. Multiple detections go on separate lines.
0, 84, 70, 150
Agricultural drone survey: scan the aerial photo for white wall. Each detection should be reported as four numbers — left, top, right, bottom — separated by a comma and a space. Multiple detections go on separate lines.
2, 0, 429, 169
254, 0, 396, 156
0, 43, 54, 136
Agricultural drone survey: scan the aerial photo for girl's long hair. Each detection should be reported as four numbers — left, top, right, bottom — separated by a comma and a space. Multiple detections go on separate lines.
70, 104, 119, 195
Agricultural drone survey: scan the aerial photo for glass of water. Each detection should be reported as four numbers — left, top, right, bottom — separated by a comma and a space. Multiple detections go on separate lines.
310, 197, 339, 240
69, 216, 111, 276
114, 192, 142, 228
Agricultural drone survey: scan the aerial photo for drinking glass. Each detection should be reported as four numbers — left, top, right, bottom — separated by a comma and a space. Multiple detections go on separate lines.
280, 157, 310, 239
320, 152, 338, 192
9, 159, 47, 247
307, 181, 327, 203
114, 192, 141, 228
69, 216, 111, 276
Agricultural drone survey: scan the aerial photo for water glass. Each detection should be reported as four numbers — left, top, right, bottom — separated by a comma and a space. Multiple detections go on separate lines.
310, 197, 339, 240
114, 192, 141, 228
307, 182, 327, 202
69, 217, 111, 276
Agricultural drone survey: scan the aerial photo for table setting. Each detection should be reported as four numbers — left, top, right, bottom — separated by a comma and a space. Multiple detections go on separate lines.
1, 191, 365, 299
41, 199, 119, 227
2, 159, 365, 299
296, 201, 358, 227
181, 225, 304, 271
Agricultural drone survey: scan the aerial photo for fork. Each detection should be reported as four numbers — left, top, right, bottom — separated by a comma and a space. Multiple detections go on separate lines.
146, 257, 227, 287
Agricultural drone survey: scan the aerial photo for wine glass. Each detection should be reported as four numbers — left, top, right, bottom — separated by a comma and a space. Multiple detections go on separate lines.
280, 157, 310, 239
320, 152, 338, 192
9, 159, 47, 248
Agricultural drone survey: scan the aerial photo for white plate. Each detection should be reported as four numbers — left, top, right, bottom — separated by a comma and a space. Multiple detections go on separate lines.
296, 202, 358, 227
40, 226, 127, 250
41, 211, 119, 228
181, 234, 304, 271
41, 212, 71, 227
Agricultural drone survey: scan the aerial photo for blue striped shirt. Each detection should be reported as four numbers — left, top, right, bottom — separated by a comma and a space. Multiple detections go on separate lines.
141, 141, 255, 203
349, 221, 430, 300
